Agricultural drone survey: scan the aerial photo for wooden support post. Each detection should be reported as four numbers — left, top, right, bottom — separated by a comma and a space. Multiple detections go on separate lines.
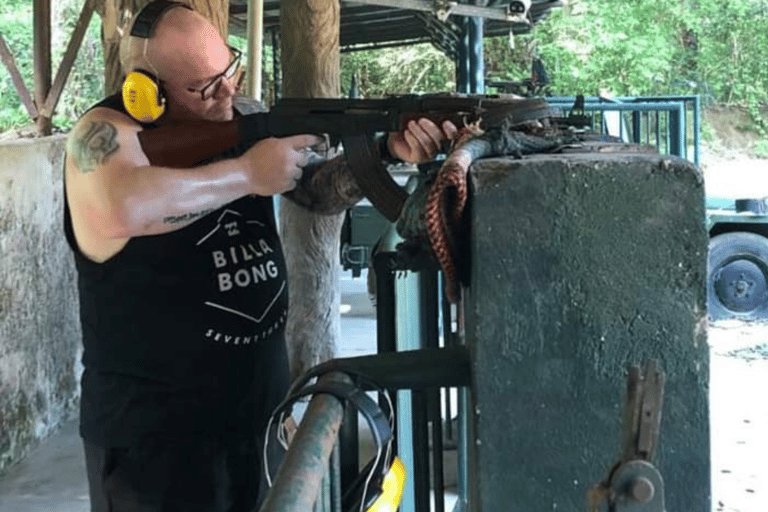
40, 0, 97, 119
33, 0, 52, 134
245, 0, 263, 101
279, 0, 344, 382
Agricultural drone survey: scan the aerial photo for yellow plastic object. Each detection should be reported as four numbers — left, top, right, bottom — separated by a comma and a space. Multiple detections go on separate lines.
122, 71, 165, 123
367, 456, 407, 512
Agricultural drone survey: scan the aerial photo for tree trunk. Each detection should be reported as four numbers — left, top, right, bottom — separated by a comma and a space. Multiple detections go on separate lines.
280, 0, 343, 382
96, 0, 229, 96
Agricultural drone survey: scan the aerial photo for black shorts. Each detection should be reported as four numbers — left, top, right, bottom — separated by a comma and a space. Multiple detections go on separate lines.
84, 430, 285, 512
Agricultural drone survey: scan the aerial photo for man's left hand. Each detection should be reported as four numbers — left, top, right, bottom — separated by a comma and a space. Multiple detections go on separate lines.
387, 118, 458, 164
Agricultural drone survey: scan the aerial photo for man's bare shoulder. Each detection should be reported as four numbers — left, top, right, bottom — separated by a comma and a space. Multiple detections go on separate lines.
66, 107, 140, 175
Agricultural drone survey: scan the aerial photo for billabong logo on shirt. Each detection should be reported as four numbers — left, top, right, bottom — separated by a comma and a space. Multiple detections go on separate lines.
196, 207, 287, 344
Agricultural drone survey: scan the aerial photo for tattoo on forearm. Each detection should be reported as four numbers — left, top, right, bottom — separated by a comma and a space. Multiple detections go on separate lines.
71, 121, 119, 174
163, 209, 214, 225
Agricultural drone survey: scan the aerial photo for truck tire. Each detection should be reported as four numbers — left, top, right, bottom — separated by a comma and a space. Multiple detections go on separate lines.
708, 232, 768, 321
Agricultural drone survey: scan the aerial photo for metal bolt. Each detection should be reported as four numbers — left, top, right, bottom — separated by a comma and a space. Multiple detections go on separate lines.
630, 476, 654, 503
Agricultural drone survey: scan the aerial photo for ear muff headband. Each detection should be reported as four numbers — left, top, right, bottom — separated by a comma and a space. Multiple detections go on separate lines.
122, 1, 192, 122
130, 0, 190, 38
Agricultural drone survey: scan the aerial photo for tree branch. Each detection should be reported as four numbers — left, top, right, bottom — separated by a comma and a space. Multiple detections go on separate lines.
0, 32, 38, 119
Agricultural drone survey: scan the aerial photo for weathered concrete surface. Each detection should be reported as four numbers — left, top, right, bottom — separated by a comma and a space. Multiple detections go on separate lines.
464, 151, 709, 511
0, 135, 82, 473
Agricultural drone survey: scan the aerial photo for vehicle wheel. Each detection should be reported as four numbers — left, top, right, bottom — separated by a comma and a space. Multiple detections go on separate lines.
708, 232, 768, 320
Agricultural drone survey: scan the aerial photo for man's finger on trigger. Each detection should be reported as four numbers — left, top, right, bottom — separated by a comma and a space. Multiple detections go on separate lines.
411, 123, 439, 157
416, 118, 443, 150
403, 128, 423, 156
442, 120, 459, 139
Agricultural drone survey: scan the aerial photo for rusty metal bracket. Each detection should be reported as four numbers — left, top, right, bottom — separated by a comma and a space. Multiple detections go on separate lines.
623, 360, 665, 462
588, 360, 667, 512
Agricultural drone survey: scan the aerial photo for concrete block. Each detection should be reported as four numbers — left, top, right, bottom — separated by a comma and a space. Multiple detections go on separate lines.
0, 136, 81, 472
464, 150, 709, 511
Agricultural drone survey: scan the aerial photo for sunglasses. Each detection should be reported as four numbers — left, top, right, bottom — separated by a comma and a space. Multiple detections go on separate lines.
186, 46, 243, 101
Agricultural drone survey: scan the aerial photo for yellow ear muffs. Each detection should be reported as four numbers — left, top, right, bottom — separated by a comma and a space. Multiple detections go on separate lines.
122, 69, 165, 123
366, 456, 406, 512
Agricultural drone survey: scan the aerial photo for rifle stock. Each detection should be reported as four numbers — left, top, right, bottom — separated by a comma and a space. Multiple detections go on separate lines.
137, 119, 242, 168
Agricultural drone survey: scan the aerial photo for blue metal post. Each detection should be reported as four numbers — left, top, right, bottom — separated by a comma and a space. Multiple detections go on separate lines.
692, 95, 701, 166
395, 270, 423, 512
468, 17, 484, 94
456, 17, 470, 93
669, 103, 684, 158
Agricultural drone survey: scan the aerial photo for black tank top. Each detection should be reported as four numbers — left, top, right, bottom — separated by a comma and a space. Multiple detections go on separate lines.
65, 94, 289, 446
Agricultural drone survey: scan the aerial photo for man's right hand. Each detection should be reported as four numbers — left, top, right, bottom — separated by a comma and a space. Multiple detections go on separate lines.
240, 134, 326, 196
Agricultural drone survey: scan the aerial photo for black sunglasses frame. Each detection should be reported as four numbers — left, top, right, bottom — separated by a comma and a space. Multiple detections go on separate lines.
188, 46, 242, 101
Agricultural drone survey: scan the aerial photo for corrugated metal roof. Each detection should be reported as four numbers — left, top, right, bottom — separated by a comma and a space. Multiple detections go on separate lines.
228, 0, 562, 55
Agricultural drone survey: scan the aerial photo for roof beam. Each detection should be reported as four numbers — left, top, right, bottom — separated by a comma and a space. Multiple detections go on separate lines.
344, 0, 526, 22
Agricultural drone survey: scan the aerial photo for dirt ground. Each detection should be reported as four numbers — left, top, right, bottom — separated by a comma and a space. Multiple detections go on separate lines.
701, 106, 768, 512
709, 320, 768, 512
700, 106, 767, 197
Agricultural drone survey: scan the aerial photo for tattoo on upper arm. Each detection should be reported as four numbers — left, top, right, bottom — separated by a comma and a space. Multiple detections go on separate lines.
70, 121, 119, 174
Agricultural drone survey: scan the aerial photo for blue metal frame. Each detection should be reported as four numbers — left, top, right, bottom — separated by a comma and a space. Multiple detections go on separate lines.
545, 95, 701, 166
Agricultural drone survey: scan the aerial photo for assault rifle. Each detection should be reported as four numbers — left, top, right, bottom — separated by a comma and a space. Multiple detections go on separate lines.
138, 94, 554, 221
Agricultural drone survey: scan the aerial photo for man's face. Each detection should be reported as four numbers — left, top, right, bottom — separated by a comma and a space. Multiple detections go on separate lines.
159, 38, 241, 122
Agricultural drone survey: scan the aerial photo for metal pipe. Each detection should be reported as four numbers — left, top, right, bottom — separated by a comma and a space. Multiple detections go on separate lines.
246, 0, 263, 100
374, 238, 398, 355
441, 276, 454, 442
339, 399, 359, 497
692, 95, 701, 166
330, 441, 342, 512
669, 104, 683, 158
411, 390, 430, 512
420, 269, 444, 512
259, 373, 347, 512
349, 0, 520, 21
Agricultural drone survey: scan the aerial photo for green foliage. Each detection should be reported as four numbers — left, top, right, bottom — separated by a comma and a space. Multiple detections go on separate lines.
483, 0, 768, 134
486, 0, 683, 97
755, 139, 768, 159
51, 0, 105, 130
0, 2, 34, 131
341, 44, 454, 97
0, 0, 103, 133
678, 0, 768, 133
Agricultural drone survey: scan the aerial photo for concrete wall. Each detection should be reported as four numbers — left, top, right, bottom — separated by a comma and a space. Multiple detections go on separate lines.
465, 150, 709, 511
0, 135, 82, 473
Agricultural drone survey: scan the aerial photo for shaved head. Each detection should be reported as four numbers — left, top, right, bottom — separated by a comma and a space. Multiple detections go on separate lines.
119, 4, 227, 80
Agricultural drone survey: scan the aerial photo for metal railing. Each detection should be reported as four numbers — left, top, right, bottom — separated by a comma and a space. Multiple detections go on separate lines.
545, 95, 701, 166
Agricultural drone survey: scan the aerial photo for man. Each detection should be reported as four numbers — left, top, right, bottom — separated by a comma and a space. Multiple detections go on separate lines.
64, 1, 456, 511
